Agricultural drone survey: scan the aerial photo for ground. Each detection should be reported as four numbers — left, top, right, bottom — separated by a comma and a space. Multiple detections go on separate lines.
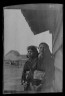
3, 62, 25, 94
3, 61, 55, 94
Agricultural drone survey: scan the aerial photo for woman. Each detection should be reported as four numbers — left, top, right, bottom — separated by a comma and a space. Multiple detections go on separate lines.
37, 42, 55, 92
21, 45, 39, 92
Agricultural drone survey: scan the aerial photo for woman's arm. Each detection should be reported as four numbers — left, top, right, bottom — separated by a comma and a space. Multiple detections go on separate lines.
21, 61, 29, 82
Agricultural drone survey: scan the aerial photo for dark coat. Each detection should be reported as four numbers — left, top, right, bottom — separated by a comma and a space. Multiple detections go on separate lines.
22, 58, 38, 82
21, 57, 42, 87
37, 49, 55, 88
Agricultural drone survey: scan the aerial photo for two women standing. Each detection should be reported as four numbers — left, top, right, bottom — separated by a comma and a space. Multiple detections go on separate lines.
21, 43, 54, 93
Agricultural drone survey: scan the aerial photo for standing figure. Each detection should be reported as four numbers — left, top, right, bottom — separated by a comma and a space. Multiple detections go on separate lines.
37, 42, 55, 92
21, 45, 39, 92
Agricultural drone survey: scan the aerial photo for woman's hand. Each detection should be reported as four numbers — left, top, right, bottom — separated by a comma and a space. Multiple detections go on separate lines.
33, 84, 42, 91
21, 80, 25, 85
21, 80, 27, 88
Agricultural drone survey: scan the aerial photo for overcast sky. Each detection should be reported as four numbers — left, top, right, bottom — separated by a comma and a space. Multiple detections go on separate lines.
4, 9, 52, 55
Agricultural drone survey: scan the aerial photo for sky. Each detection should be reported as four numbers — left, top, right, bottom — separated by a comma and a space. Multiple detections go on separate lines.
4, 9, 52, 55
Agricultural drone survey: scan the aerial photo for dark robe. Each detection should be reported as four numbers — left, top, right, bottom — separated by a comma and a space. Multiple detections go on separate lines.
21, 57, 41, 91
37, 49, 55, 90
22, 58, 38, 81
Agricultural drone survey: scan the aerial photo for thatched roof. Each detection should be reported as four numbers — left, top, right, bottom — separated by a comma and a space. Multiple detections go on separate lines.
4, 50, 27, 61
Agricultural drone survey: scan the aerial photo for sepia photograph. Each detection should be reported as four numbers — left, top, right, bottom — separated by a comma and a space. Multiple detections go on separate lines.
3, 4, 63, 94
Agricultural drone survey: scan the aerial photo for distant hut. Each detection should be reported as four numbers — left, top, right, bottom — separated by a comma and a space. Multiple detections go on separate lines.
4, 50, 20, 65
4, 50, 27, 66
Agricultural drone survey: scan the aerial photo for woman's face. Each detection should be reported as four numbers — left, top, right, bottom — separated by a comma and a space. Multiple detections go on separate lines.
39, 44, 44, 53
27, 49, 34, 58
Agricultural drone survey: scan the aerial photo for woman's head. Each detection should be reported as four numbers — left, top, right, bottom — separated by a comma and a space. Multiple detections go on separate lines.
27, 45, 38, 59
39, 42, 49, 53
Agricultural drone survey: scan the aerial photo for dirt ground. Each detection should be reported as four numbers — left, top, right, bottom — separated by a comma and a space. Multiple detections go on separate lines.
3, 62, 55, 94
3, 63, 25, 94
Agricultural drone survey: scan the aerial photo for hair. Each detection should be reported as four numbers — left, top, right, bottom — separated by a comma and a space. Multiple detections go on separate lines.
39, 42, 49, 49
27, 45, 38, 58
39, 42, 52, 56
